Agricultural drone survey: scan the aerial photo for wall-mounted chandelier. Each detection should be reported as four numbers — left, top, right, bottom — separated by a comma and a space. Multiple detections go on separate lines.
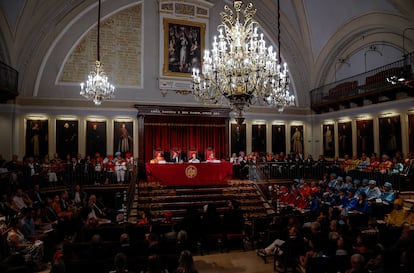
192, 0, 294, 125
80, 0, 115, 105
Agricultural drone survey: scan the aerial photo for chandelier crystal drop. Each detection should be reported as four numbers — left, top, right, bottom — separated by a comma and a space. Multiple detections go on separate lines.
192, 1, 294, 123
80, 0, 115, 105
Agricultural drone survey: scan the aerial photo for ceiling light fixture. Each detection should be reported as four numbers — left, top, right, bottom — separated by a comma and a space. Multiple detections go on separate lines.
191, 0, 294, 125
80, 0, 115, 105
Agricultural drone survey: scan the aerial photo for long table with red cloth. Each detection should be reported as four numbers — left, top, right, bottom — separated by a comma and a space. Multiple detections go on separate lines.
145, 162, 233, 186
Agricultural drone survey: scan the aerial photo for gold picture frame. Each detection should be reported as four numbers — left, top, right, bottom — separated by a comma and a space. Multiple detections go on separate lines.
163, 18, 205, 77
56, 119, 79, 158
113, 121, 133, 157
25, 119, 49, 159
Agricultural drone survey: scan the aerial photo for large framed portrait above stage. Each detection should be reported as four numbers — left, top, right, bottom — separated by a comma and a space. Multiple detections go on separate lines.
114, 121, 133, 157
231, 123, 246, 156
356, 119, 374, 157
163, 18, 205, 76
323, 124, 334, 158
86, 121, 106, 158
252, 124, 266, 154
379, 116, 401, 156
56, 120, 78, 158
25, 119, 48, 159
338, 121, 352, 158
272, 125, 286, 156
290, 125, 304, 155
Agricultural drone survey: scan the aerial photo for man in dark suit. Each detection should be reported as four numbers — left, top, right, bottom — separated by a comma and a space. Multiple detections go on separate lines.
170, 150, 181, 163
70, 184, 87, 208
29, 183, 45, 208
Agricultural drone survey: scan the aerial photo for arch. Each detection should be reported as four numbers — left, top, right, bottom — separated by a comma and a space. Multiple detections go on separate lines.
314, 12, 410, 87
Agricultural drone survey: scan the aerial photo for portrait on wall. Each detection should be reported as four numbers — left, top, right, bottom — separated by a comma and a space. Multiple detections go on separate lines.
323, 124, 335, 158
409, 114, 414, 153
163, 18, 205, 77
25, 119, 48, 159
356, 119, 374, 157
272, 125, 286, 156
114, 121, 133, 157
231, 123, 246, 156
338, 121, 352, 158
56, 120, 78, 158
86, 121, 106, 158
290, 125, 304, 155
379, 116, 401, 157
252, 124, 266, 154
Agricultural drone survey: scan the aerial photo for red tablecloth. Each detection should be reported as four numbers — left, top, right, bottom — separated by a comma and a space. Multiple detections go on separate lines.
145, 162, 233, 186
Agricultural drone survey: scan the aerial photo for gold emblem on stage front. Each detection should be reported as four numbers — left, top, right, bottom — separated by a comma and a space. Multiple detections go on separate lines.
185, 165, 198, 178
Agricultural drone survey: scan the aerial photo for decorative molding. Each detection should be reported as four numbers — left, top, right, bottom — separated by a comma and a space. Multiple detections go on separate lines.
159, 78, 193, 93
134, 104, 231, 118
158, 0, 212, 96
159, 0, 212, 19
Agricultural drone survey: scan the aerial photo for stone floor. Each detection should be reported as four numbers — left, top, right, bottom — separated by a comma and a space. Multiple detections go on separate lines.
193, 250, 274, 273
38, 250, 272, 273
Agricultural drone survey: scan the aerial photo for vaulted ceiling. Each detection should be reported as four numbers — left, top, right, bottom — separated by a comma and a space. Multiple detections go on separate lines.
0, 0, 413, 110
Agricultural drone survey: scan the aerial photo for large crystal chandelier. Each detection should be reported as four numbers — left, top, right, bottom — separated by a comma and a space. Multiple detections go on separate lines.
192, 1, 294, 124
80, 0, 115, 105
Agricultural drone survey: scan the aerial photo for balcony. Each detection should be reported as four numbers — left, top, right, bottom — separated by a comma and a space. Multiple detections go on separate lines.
0, 61, 19, 102
310, 53, 414, 114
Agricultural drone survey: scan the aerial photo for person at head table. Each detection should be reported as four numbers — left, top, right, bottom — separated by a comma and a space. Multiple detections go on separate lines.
150, 152, 166, 164
170, 151, 181, 163
206, 152, 217, 162
188, 153, 200, 163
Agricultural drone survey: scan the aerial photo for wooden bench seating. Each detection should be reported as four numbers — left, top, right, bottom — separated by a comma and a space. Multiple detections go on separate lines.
328, 81, 358, 98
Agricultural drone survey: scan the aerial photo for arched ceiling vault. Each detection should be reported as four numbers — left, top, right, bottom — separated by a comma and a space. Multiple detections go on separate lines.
0, 0, 413, 110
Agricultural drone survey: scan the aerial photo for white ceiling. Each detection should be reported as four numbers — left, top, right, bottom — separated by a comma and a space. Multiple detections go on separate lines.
0, 0, 413, 109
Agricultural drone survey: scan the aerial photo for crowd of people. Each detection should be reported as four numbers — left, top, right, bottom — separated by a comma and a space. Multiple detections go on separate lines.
0, 152, 135, 189
230, 150, 413, 177
269, 174, 403, 219
0, 178, 123, 270
1, 149, 413, 273
0, 183, 243, 272
252, 170, 414, 272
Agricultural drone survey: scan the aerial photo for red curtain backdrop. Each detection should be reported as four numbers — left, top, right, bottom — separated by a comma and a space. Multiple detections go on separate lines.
144, 116, 227, 162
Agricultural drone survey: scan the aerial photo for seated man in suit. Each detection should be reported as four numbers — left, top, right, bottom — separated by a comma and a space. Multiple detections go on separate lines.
170, 150, 181, 163
188, 152, 200, 163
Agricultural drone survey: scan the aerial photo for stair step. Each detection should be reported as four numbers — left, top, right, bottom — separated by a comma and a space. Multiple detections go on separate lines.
133, 180, 275, 222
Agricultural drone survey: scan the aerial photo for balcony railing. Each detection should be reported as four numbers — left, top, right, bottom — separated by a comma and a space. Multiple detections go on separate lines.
310, 53, 414, 113
253, 161, 401, 190
0, 61, 19, 101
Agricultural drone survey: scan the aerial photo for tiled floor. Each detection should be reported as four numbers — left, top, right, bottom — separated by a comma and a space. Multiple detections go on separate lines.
194, 250, 274, 273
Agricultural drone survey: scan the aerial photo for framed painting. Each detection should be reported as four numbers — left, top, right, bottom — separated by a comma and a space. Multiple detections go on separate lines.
163, 18, 205, 77
409, 114, 414, 153
113, 121, 133, 157
323, 124, 335, 158
25, 119, 48, 159
290, 125, 304, 155
356, 119, 374, 157
86, 121, 107, 158
231, 123, 246, 156
272, 124, 286, 156
338, 121, 352, 158
379, 116, 401, 157
252, 124, 266, 155
56, 120, 78, 158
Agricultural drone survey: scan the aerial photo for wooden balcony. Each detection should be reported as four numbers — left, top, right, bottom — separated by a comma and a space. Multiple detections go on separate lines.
0, 61, 19, 102
310, 53, 414, 114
